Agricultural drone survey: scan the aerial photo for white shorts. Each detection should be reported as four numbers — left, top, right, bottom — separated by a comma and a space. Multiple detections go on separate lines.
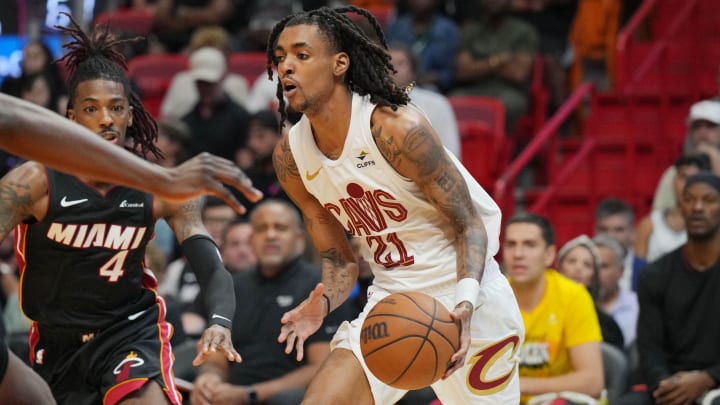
332, 272, 525, 405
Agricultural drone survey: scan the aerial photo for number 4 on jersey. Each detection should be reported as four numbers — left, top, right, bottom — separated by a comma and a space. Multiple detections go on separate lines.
99, 250, 129, 282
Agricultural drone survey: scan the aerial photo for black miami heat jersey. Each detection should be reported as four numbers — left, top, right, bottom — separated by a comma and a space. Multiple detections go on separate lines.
16, 168, 156, 330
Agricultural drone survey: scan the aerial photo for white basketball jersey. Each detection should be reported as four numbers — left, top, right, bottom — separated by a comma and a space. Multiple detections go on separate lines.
288, 93, 502, 292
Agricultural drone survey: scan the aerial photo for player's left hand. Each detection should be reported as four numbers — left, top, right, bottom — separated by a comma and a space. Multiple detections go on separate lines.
193, 324, 242, 366
443, 301, 473, 379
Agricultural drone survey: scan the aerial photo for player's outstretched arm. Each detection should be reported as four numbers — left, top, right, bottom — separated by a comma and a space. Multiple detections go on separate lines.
371, 106, 487, 377
158, 197, 241, 366
272, 135, 359, 361
0, 94, 262, 214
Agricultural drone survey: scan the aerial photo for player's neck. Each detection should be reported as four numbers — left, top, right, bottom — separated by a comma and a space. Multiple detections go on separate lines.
307, 90, 353, 159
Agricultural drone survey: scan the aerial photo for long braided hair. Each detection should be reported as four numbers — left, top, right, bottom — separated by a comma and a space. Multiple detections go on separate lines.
56, 13, 161, 160
266, 6, 410, 123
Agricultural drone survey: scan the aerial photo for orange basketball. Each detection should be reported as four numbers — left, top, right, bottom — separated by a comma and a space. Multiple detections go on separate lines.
360, 291, 460, 390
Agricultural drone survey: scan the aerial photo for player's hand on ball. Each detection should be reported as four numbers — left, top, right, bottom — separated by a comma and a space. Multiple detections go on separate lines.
278, 282, 327, 362
193, 324, 242, 366
444, 301, 473, 379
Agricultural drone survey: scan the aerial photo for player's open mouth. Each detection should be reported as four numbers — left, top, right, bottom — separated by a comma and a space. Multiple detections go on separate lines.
101, 131, 119, 144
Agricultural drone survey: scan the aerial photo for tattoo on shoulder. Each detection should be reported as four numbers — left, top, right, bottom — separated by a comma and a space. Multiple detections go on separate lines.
273, 139, 300, 182
402, 124, 444, 177
0, 181, 33, 232
372, 125, 402, 166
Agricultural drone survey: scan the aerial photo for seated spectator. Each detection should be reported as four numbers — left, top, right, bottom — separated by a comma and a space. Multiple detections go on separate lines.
18, 70, 65, 114
510, 0, 576, 111
230, 0, 301, 52
160, 25, 250, 119
153, 0, 235, 53
181, 47, 250, 161
653, 100, 720, 212
593, 234, 639, 350
503, 214, 605, 404
452, 0, 538, 133
388, 43, 461, 158
189, 199, 353, 405
234, 110, 290, 209
386, 0, 459, 92
220, 218, 257, 273
637, 154, 710, 263
625, 173, 720, 405
1, 40, 67, 110
594, 197, 646, 292
556, 234, 625, 351
152, 117, 192, 168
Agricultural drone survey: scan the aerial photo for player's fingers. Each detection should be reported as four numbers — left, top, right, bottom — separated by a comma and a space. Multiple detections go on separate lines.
204, 154, 263, 202
284, 330, 297, 355
295, 336, 306, 362
208, 180, 246, 215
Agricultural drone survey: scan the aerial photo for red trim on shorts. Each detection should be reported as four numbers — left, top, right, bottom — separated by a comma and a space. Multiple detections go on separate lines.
103, 378, 148, 405
28, 322, 39, 365
141, 270, 182, 405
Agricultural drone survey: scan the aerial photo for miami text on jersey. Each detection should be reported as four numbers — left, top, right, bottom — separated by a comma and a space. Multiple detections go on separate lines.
46, 223, 148, 250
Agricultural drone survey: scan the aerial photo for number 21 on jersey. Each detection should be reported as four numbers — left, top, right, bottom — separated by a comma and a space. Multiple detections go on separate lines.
366, 232, 414, 269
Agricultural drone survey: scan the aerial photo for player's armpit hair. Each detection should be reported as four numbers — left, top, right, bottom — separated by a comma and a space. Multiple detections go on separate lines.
181, 235, 235, 329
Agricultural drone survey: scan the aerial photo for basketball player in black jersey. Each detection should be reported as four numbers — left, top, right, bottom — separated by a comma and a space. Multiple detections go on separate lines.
0, 17, 247, 405
0, 96, 260, 405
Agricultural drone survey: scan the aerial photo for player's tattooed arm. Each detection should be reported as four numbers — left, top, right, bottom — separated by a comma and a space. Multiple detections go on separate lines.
272, 136, 300, 182
162, 197, 208, 242
0, 162, 48, 238
372, 107, 488, 283
273, 135, 359, 310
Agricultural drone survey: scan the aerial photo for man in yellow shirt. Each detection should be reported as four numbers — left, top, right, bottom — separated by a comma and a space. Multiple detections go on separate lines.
503, 213, 605, 404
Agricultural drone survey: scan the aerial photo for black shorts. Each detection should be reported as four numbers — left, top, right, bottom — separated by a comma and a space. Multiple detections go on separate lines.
29, 303, 181, 405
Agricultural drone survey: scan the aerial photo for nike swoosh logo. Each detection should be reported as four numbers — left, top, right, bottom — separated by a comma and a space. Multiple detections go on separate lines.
211, 314, 232, 323
60, 196, 89, 207
305, 167, 322, 181
127, 309, 148, 321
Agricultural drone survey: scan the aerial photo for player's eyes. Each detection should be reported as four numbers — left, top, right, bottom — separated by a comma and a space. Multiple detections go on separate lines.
298, 53, 309, 60
83, 106, 97, 113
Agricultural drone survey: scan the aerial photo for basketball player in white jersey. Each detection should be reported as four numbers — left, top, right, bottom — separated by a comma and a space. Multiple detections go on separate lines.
267, 6, 524, 404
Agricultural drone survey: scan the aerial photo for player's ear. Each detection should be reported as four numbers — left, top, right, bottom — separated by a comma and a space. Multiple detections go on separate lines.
67, 108, 76, 122
127, 105, 134, 127
333, 52, 349, 77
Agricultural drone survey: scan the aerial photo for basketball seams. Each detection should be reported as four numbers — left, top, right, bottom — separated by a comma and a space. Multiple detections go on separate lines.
387, 297, 439, 386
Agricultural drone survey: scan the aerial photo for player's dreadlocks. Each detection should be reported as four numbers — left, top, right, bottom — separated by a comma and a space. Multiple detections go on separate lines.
56, 13, 161, 159
266, 6, 410, 123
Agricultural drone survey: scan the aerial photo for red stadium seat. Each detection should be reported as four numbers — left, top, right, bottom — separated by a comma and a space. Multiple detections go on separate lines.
94, 8, 155, 36
127, 54, 188, 117
228, 52, 269, 86
448, 96, 505, 139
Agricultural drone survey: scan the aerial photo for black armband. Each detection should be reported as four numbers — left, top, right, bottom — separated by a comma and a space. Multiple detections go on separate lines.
180, 235, 235, 329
